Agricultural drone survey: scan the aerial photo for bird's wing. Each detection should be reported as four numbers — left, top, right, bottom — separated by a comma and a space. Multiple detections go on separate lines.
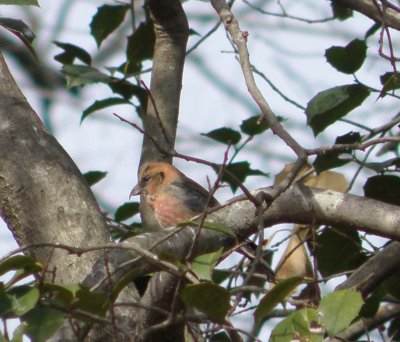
170, 177, 219, 214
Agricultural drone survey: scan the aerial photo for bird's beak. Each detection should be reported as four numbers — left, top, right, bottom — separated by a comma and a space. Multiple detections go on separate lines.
129, 183, 143, 199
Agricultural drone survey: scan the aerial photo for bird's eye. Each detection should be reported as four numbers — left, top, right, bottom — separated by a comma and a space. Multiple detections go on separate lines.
142, 176, 151, 183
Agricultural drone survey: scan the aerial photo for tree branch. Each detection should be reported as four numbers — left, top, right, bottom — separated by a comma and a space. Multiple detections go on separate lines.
0, 53, 110, 284
83, 184, 400, 292
336, 241, 400, 297
134, 0, 190, 339
333, 0, 400, 31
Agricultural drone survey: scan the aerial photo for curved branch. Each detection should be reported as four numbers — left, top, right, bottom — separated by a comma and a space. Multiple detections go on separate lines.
333, 0, 400, 31
336, 241, 400, 296
134, 1, 190, 340
84, 184, 400, 292
210, 0, 306, 158
139, 0, 189, 165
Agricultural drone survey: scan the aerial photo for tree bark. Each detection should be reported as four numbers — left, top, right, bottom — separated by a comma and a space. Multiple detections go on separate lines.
333, 0, 400, 31
0, 54, 111, 284
0, 54, 140, 341
135, 0, 190, 340
84, 184, 400, 290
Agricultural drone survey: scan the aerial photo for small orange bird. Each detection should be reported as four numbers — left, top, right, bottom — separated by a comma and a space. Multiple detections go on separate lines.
130, 162, 219, 228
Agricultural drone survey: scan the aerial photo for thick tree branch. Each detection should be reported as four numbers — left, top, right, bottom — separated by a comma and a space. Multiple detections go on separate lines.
0, 54, 110, 284
134, 0, 190, 339
0, 54, 140, 341
139, 0, 188, 166
336, 241, 400, 296
84, 184, 400, 291
333, 0, 400, 31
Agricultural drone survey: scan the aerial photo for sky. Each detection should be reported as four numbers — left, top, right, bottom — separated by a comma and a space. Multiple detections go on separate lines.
0, 0, 398, 339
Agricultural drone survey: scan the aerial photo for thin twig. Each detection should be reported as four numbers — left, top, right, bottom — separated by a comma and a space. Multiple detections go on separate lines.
140, 80, 171, 145
306, 136, 400, 155
251, 64, 306, 110
114, 112, 259, 206
243, 0, 335, 24
186, 145, 231, 261
211, 0, 306, 159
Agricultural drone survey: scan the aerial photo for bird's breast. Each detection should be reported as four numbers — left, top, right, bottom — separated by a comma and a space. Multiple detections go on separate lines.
152, 193, 196, 228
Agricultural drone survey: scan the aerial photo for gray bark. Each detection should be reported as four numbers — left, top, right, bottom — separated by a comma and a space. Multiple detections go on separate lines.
0, 54, 111, 284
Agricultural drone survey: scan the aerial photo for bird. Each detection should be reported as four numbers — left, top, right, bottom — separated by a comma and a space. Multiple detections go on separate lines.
130, 161, 276, 281
129, 162, 219, 228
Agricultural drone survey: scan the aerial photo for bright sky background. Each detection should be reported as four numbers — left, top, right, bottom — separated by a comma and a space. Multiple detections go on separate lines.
1, 0, 398, 339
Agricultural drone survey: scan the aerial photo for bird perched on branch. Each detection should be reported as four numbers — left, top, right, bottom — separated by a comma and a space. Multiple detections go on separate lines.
130, 162, 219, 228
130, 161, 276, 282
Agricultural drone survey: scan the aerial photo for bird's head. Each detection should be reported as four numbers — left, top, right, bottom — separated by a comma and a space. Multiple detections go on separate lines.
129, 162, 176, 198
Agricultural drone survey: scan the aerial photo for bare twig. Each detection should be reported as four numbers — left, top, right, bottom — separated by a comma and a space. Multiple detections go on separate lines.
244, 0, 335, 24
306, 136, 400, 155
211, 0, 306, 159
114, 113, 259, 206
186, 144, 231, 261
140, 80, 171, 145
251, 64, 306, 110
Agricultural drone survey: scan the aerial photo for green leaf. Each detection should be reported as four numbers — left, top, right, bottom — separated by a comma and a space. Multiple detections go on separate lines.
90, 4, 129, 47
41, 283, 75, 307
379, 72, 400, 98
184, 220, 236, 238
270, 308, 322, 342
0, 0, 38, 5
316, 226, 366, 277
7, 286, 39, 316
108, 80, 147, 100
62, 65, 110, 88
72, 286, 110, 318
0, 291, 14, 317
202, 128, 242, 145
330, 2, 353, 21
313, 132, 360, 173
81, 98, 132, 123
313, 153, 351, 174
359, 287, 385, 318
318, 289, 363, 336
336, 131, 361, 145
191, 248, 223, 281
181, 283, 231, 322
115, 202, 140, 222
214, 161, 268, 192
22, 308, 64, 341
240, 115, 271, 136
83, 171, 107, 187
0, 255, 42, 277
212, 269, 232, 285
364, 175, 400, 206
254, 277, 304, 326
54, 41, 92, 66
306, 84, 370, 136
0, 17, 36, 58
11, 323, 27, 342
125, 22, 155, 74
325, 39, 367, 74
